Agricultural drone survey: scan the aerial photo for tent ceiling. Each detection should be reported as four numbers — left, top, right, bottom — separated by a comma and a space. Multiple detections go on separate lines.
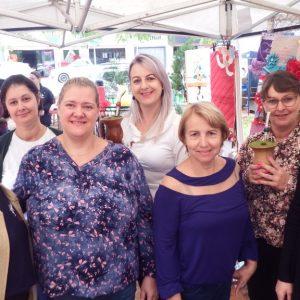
0, 0, 300, 48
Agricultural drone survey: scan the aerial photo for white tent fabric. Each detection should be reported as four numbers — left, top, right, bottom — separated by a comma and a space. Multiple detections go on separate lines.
0, 0, 300, 48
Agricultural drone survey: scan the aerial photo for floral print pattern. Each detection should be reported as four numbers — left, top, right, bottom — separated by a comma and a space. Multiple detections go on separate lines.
237, 122, 300, 247
13, 138, 155, 298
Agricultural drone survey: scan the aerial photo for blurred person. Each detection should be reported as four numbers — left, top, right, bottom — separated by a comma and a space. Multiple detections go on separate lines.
276, 166, 300, 300
29, 71, 55, 126
0, 183, 36, 300
13, 77, 157, 300
0, 74, 60, 189
237, 70, 300, 300
122, 54, 186, 198
0, 117, 8, 136
154, 102, 257, 300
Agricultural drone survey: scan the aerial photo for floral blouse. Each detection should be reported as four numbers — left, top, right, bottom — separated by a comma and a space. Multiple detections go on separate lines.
237, 122, 300, 248
13, 138, 155, 298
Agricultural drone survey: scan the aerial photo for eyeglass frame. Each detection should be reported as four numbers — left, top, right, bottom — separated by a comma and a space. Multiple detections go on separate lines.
262, 94, 299, 109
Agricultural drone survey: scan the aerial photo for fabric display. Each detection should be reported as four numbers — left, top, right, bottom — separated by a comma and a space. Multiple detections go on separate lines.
256, 33, 275, 62
263, 35, 300, 74
210, 46, 236, 129
249, 33, 275, 77
249, 34, 300, 135
270, 36, 299, 64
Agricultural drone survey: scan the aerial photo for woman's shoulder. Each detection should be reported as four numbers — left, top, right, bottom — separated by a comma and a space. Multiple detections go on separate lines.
48, 127, 62, 136
160, 174, 182, 191
164, 110, 181, 129
25, 137, 58, 158
106, 142, 135, 160
0, 130, 14, 145
120, 113, 133, 130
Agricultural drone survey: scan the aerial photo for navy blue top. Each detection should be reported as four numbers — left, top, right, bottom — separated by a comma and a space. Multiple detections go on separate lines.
153, 157, 257, 299
0, 189, 36, 297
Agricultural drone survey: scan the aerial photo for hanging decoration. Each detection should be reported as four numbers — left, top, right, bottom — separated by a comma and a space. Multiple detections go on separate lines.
263, 53, 285, 73
249, 59, 266, 77
286, 58, 300, 80
210, 46, 237, 129
215, 47, 235, 76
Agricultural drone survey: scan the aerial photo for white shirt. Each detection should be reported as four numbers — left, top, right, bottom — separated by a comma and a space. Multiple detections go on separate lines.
2, 128, 56, 189
122, 109, 187, 198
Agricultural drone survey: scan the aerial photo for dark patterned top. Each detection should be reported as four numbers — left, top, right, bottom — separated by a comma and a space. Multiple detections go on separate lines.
237, 122, 300, 248
13, 138, 155, 298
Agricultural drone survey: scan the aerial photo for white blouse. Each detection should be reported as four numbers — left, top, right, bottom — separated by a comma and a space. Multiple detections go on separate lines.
122, 109, 187, 198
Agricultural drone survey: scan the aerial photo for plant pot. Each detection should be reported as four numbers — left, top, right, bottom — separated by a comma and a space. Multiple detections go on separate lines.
100, 116, 123, 144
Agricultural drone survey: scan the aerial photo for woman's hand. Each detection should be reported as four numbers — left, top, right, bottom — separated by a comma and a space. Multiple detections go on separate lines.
276, 280, 293, 300
233, 260, 257, 296
140, 276, 159, 300
247, 157, 291, 190
167, 293, 182, 300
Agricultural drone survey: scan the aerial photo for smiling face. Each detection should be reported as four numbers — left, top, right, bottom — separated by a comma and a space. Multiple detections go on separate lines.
184, 113, 223, 165
58, 85, 99, 139
130, 63, 163, 110
5, 84, 40, 126
263, 85, 300, 132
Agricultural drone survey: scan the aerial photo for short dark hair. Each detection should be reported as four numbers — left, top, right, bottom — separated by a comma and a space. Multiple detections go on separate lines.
0, 74, 40, 118
260, 70, 300, 100
30, 70, 42, 79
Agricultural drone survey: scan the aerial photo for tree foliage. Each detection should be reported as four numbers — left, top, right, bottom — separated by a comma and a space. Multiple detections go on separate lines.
170, 38, 196, 100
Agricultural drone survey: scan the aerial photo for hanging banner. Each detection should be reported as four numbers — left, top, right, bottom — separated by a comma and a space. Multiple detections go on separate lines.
210, 46, 236, 129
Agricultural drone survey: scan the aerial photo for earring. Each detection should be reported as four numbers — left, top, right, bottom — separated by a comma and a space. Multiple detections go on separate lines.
132, 96, 136, 101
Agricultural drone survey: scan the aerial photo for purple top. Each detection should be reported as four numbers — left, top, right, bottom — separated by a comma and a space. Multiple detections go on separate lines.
13, 138, 155, 298
153, 157, 257, 299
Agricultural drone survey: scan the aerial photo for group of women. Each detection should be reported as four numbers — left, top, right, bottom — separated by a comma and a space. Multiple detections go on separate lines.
0, 53, 299, 300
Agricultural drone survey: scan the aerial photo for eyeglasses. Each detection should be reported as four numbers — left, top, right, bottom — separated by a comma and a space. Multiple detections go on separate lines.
263, 95, 298, 109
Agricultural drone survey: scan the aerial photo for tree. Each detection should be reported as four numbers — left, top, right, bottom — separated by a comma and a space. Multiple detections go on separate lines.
170, 38, 197, 101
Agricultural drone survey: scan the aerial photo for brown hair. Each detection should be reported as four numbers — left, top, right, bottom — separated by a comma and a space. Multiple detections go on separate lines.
30, 71, 41, 80
260, 70, 300, 100
58, 77, 99, 108
0, 74, 39, 118
178, 102, 229, 144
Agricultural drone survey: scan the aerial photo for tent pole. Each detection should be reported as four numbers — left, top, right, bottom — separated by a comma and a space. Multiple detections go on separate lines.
234, 41, 244, 149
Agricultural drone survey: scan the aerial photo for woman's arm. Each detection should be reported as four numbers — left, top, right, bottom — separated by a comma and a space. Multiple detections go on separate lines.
130, 155, 157, 298
276, 280, 293, 300
233, 260, 257, 296
153, 181, 183, 299
277, 170, 300, 296
13, 151, 37, 211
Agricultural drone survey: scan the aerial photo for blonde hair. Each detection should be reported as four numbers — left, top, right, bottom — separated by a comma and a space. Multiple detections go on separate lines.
128, 54, 172, 138
178, 102, 229, 143
58, 77, 99, 107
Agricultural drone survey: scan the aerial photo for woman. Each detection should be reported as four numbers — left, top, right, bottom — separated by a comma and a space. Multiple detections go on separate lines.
237, 70, 300, 300
13, 77, 157, 300
0, 74, 60, 189
122, 54, 186, 198
29, 71, 55, 127
154, 102, 257, 300
0, 183, 36, 300
276, 167, 300, 300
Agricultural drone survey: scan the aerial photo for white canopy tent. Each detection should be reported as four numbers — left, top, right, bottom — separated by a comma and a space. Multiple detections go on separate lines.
0, 0, 299, 48
0, 0, 299, 144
